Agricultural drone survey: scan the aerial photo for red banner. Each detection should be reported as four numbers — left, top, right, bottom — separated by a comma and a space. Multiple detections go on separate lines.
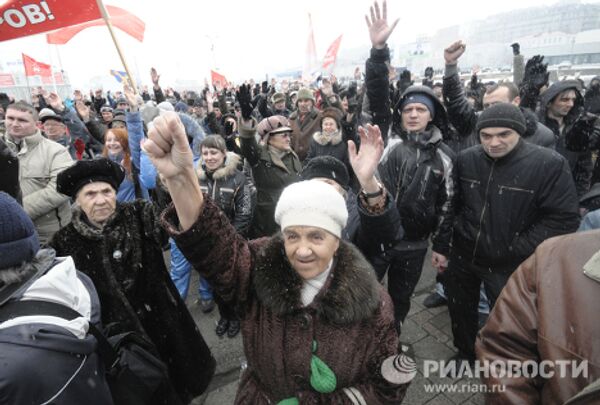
46, 5, 145, 45
0, 0, 102, 42
22, 53, 52, 77
211, 70, 229, 87
0, 73, 16, 86
322, 35, 343, 69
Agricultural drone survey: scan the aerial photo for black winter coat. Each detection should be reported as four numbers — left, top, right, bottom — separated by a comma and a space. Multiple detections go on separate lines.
305, 130, 352, 174
453, 140, 580, 270
0, 138, 21, 202
197, 152, 256, 237
49, 200, 215, 404
442, 64, 555, 152
378, 127, 455, 255
537, 81, 599, 197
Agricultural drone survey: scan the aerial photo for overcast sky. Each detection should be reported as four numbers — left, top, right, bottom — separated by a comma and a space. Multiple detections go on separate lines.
0, 0, 596, 90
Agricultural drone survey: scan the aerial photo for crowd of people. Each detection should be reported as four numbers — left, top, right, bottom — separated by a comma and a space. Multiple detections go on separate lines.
1, 1, 600, 403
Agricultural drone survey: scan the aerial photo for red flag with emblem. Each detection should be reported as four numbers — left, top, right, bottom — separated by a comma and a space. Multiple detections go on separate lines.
22, 53, 52, 77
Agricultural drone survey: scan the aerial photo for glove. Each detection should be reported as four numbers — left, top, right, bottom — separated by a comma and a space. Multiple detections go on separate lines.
523, 55, 549, 91
470, 74, 479, 92
224, 120, 235, 136
565, 112, 597, 152
236, 84, 254, 120
424, 66, 434, 79
511, 43, 520, 56
399, 70, 413, 93
257, 95, 270, 117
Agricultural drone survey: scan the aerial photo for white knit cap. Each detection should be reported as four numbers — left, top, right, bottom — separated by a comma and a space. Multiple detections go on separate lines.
275, 180, 348, 238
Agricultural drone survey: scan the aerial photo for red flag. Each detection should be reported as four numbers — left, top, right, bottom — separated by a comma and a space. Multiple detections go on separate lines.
322, 35, 343, 70
46, 5, 145, 45
211, 70, 228, 87
0, 0, 102, 42
22, 53, 52, 77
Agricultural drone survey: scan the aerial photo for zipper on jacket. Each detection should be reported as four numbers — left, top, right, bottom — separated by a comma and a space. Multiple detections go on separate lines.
212, 179, 217, 200
498, 185, 534, 195
472, 162, 495, 261
418, 166, 431, 200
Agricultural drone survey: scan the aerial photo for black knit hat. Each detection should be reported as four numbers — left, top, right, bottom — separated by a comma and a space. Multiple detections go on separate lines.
301, 156, 350, 190
0, 192, 40, 269
57, 158, 125, 198
476, 103, 526, 136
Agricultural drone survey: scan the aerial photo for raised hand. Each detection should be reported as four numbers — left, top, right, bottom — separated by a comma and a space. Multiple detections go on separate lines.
523, 55, 549, 91
444, 40, 466, 65
511, 42, 520, 56
45, 92, 65, 112
236, 84, 254, 120
75, 100, 90, 122
123, 84, 138, 111
365, 0, 399, 50
143, 112, 194, 180
150, 67, 160, 88
348, 124, 384, 190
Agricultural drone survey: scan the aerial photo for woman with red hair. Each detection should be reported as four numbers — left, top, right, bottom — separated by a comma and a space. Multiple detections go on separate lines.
102, 128, 148, 202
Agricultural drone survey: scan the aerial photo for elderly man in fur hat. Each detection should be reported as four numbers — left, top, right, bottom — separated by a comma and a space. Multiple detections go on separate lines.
49, 158, 215, 405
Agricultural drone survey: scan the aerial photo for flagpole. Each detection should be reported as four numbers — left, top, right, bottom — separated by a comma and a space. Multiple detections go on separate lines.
46, 47, 59, 95
96, 0, 138, 94
21, 54, 32, 104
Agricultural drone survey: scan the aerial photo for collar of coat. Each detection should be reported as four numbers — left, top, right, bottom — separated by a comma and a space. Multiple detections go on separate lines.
312, 130, 343, 146
197, 152, 241, 181
5, 130, 44, 154
252, 235, 381, 325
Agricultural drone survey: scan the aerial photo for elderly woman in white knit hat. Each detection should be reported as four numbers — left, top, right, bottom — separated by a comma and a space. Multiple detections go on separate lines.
144, 111, 415, 404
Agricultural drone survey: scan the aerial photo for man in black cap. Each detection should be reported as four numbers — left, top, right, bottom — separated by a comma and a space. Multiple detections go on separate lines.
50, 158, 216, 404
446, 103, 580, 363
0, 192, 113, 404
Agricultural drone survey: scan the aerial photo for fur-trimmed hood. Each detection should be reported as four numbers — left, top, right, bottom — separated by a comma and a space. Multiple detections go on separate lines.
312, 129, 343, 146
197, 152, 241, 181
252, 235, 381, 325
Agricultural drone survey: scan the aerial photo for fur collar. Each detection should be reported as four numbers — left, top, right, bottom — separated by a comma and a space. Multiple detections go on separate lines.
312, 130, 343, 146
197, 152, 241, 181
252, 235, 381, 325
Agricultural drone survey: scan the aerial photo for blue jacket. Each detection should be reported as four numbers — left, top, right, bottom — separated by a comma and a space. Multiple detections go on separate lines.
113, 111, 149, 202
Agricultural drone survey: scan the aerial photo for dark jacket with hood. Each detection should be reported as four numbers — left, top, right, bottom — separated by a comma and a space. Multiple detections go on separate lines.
239, 119, 302, 238
443, 64, 555, 152
453, 139, 580, 270
536, 80, 599, 197
161, 197, 414, 404
197, 152, 256, 237
49, 200, 215, 404
368, 66, 456, 255
0, 249, 113, 405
